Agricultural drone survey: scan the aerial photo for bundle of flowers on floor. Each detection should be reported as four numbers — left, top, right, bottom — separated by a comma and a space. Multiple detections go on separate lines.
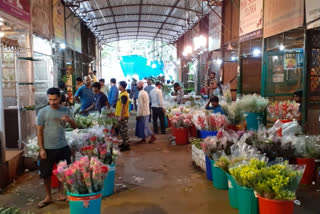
54, 156, 109, 194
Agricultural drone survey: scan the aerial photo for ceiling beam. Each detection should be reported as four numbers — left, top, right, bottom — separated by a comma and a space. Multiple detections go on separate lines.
86, 13, 187, 22
136, 0, 143, 39
100, 30, 175, 38
96, 26, 181, 33
105, 0, 118, 40
154, 0, 181, 40
103, 33, 173, 40
91, 20, 185, 28
102, 35, 171, 42
84, 3, 203, 14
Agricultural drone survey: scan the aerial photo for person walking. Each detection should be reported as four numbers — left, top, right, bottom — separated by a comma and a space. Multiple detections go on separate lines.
37, 88, 77, 208
74, 76, 94, 114
108, 78, 119, 108
150, 82, 166, 134
144, 79, 154, 122
115, 81, 130, 151
135, 81, 157, 144
99, 78, 108, 95
75, 77, 83, 91
131, 79, 139, 111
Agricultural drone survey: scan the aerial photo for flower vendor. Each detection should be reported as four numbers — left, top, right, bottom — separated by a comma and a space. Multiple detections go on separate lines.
135, 81, 157, 144
205, 96, 225, 115
293, 89, 302, 122
173, 82, 185, 104
115, 81, 130, 152
36, 88, 77, 208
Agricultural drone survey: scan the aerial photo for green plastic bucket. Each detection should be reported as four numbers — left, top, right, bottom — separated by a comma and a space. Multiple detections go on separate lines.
238, 186, 258, 214
226, 173, 239, 209
211, 165, 228, 190
245, 112, 262, 131
68, 191, 102, 214
103, 163, 116, 197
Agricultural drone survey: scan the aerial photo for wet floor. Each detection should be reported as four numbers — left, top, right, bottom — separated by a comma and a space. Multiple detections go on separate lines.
0, 116, 318, 213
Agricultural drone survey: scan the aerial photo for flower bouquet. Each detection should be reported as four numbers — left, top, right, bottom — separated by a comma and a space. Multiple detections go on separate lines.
267, 101, 300, 120
171, 113, 193, 128
237, 94, 269, 113
53, 156, 109, 194
23, 137, 39, 160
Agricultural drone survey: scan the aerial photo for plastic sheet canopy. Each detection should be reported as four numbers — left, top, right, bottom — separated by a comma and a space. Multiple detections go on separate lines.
120, 55, 164, 79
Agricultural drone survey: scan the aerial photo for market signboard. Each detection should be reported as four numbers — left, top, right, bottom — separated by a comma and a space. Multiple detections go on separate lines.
32, 0, 51, 39
264, 0, 304, 38
52, 0, 65, 43
239, 0, 263, 42
0, 0, 30, 22
306, 0, 320, 29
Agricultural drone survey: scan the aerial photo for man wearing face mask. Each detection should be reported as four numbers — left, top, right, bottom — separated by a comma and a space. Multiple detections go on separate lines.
37, 88, 77, 208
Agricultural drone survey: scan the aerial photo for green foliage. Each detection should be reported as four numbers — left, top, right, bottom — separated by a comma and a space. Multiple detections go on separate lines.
0, 207, 33, 214
190, 138, 203, 150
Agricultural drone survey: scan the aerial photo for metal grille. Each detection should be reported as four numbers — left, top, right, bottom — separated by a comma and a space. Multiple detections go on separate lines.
308, 30, 320, 103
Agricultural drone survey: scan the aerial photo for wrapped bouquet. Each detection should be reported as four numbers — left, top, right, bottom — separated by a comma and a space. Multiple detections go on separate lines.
267, 101, 300, 120
23, 137, 39, 160
53, 156, 109, 194
171, 113, 193, 128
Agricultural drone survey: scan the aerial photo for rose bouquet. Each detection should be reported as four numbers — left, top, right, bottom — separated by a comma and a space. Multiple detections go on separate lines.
171, 113, 193, 128
53, 156, 109, 194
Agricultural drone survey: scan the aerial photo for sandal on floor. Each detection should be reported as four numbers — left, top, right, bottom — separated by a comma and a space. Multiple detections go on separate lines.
38, 200, 52, 209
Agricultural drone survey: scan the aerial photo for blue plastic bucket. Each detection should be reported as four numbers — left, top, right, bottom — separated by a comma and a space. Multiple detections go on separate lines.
68, 191, 102, 214
103, 164, 116, 197
206, 156, 213, 181
165, 116, 168, 128
129, 103, 133, 112
245, 112, 262, 131
200, 130, 218, 139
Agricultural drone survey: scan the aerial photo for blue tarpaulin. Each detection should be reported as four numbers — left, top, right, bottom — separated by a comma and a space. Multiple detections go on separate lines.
120, 55, 164, 79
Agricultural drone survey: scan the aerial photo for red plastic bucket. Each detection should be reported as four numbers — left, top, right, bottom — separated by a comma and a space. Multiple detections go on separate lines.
189, 126, 198, 137
172, 127, 189, 145
168, 118, 172, 127
296, 158, 315, 185
258, 195, 293, 214
51, 164, 59, 188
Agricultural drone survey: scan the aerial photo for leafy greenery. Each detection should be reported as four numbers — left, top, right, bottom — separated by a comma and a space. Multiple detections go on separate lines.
190, 138, 203, 150
0, 207, 33, 214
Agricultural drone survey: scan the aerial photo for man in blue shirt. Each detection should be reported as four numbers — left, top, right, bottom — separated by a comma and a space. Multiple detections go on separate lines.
92, 82, 108, 112
108, 78, 119, 108
74, 76, 94, 113
37, 88, 77, 208
144, 79, 154, 122
205, 96, 225, 114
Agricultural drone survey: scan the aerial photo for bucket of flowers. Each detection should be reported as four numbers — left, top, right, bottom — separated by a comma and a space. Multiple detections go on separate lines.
171, 113, 193, 145
53, 156, 109, 214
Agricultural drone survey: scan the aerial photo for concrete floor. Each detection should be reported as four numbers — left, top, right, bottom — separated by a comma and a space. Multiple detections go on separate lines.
0, 115, 319, 213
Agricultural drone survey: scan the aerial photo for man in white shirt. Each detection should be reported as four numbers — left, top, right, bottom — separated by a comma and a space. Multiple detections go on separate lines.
135, 81, 157, 143
150, 82, 166, 134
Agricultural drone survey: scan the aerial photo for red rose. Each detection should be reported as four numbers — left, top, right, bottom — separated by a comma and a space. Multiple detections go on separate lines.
90, 136, 97, 142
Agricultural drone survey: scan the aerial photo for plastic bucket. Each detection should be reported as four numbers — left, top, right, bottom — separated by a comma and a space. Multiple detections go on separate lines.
172, 127, 189, 145
205, 156, 213, 181
189, 126, 198, 137
211, 165, 228, 190
51, 164, 59, 188
245, 112, 262, 131
103, 164, 116, 197
200, 130, 218, 139
129, 103, 133, 112
68, 191, 102, 214
238, 186, 258, 214
165, 116, 168, 128
296, 158, 315, 185
258, 195, 293, 214
226, 173, 239, 209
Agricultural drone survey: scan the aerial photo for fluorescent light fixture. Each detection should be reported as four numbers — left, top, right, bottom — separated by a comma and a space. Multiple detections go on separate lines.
193, 35, 206, 50
185, 45, 192, 54
216, 59, 222, 65
0, 32, 4, 38
253, 49, 261, 56
59, 43, 66, 49
279, 44, 285, 51
231, 56, 236, 61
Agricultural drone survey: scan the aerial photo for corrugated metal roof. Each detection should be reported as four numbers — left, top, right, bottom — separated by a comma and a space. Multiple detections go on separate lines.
64, 0, 215, 44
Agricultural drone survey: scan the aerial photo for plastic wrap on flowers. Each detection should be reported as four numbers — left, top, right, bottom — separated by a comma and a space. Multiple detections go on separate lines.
53, 156, 109, 194
267, 101, 300, 120
23, 137, 39, 160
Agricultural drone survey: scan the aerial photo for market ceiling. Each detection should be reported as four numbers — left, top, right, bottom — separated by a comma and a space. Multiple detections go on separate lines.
64, 0, 221, 44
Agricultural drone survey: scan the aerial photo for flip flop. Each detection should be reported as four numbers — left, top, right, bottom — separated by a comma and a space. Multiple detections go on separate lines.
148, 136, 157, 144
38, 200, 52, 209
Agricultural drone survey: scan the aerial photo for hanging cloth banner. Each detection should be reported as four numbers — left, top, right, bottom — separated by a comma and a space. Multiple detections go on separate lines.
239, 0, 263, 42
32, 0, 51, 39
264, 0, 304, 38
0, 0, 30, 22
52, 0, 65, 43
306, 0, 320, 29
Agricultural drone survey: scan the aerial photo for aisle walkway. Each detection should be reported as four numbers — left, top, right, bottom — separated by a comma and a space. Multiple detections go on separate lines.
0, 115, 318, 213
